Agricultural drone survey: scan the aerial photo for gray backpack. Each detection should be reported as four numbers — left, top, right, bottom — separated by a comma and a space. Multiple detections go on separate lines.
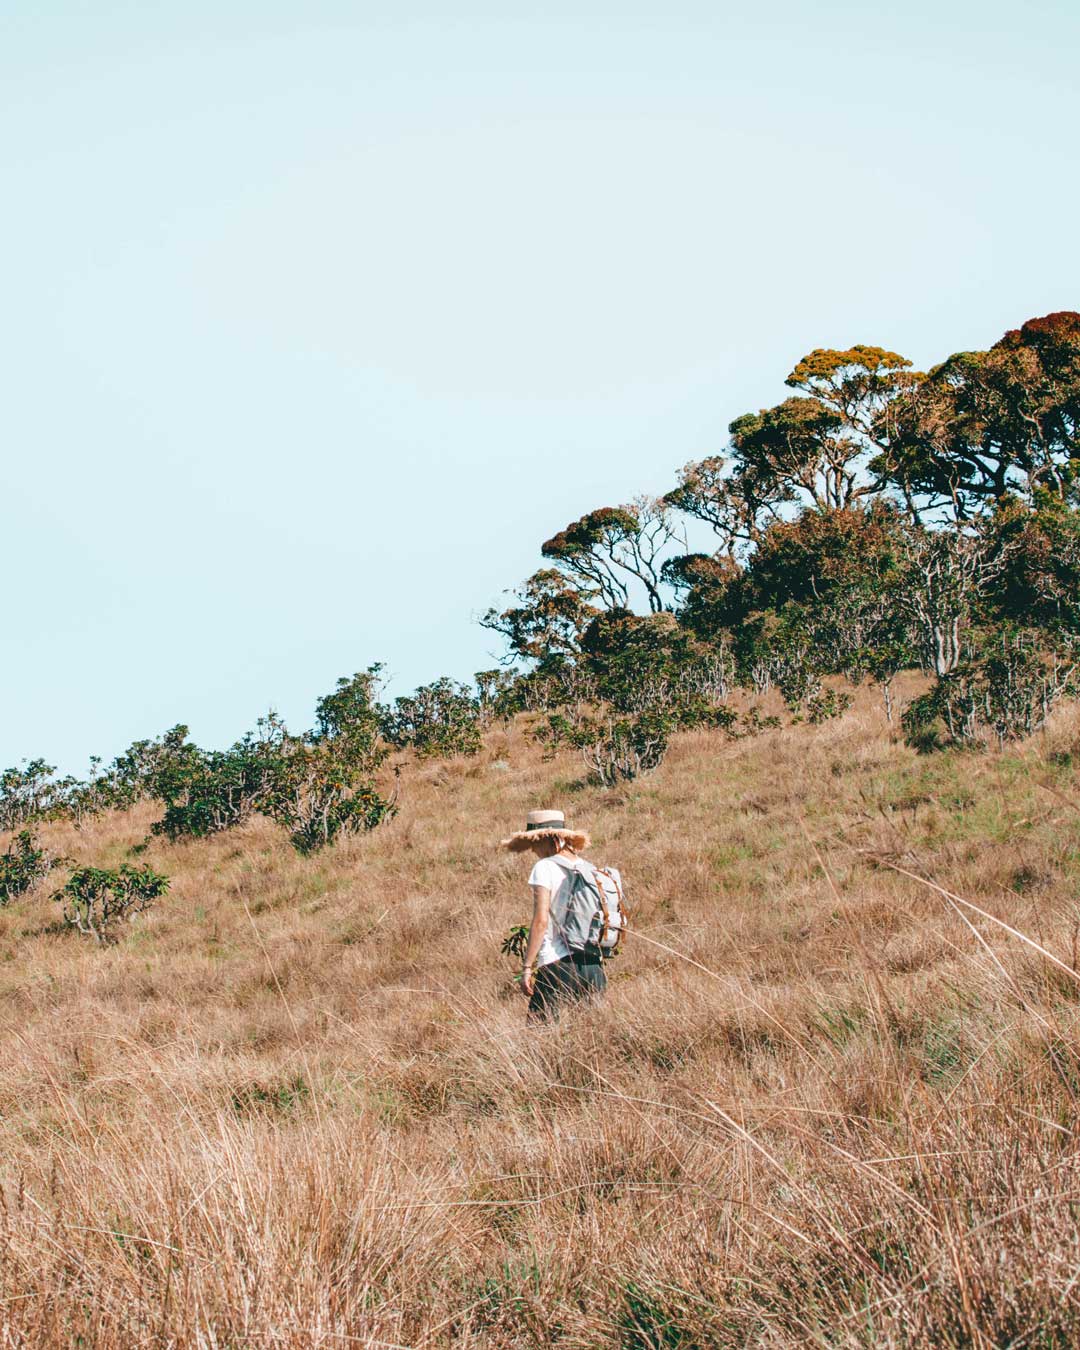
551, 857, 628, 955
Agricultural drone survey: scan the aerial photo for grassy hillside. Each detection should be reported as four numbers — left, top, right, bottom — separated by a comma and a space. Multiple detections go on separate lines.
4, 678, 1080, 1346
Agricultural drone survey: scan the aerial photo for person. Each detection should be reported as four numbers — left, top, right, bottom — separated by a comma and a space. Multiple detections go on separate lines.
501, 808, 620, 1021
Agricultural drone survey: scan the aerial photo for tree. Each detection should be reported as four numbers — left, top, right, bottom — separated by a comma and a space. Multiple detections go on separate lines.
474, 669, 521, 725
260, 668, 397, 853
541, 498, 685, 613
739, 504, 910, 612
59, 725, 198, 825
729, 397, 864, 512
575, 711, 671, 787
666, 347, 919, 553
895, 527, 1001, 678
480, 568, 600, 667
534, 707, 673, 787
263, 744, 397, 855
663, 553, 742, 642
664, 456, 783, 560
679, 506, 917, 711
720, 345, 921, 518
981, 497, 1080, 635
886, 312, 1080, 520
902, 627, 1080, 750
581, 610, 734, 719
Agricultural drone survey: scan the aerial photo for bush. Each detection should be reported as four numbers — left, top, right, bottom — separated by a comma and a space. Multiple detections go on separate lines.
806, 688, 854, 724
501, 924, 529, 963
380, 678, 482, 758
530, 707, 671, 784
900, 691, 949, 753
54, 864, 170, 942
902, 629, 1080, 750
0, 830, 62, 903
146, 678, 397, 855
0, 760, 75, 831
736, 706, 782, 737
150, 720, 283, 842
263, 744, 397, 856
311, 668, 388, 773
574, 711, 671, 787
475, 669, 522, 725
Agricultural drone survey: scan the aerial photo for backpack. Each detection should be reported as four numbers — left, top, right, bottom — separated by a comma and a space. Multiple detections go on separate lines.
551, 857, 629, 957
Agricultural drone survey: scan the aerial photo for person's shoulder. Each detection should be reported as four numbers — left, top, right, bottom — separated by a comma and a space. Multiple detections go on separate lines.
528, 855, 564, 885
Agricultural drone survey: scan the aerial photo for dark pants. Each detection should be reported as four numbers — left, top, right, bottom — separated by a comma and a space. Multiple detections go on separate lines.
528, 952, 607, 1022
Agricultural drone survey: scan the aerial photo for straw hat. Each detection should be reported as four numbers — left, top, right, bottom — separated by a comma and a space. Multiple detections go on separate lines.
501, 808, 589, 853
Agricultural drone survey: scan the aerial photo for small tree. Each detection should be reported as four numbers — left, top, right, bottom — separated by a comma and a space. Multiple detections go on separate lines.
895, 526, 1007, 678
475, 669, 522, 726
55, 864, 170, 942
0, 830, 63, 903
501, 924, 530, 963
311, 668, 388, 772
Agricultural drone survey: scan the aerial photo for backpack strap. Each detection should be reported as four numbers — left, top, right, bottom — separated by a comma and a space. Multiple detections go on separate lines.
593, 867, 627, 950
588, 863, 612, 948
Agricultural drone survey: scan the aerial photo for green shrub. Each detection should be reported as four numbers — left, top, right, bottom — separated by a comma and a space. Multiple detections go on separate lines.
0, 830, 62, 903
263, 747, 396, 855
380, 678, 482, 758
901, 690, 949, 753
806, 688, 854, 724
311, 668, 388, 772
578, 710, 671, 787
0, 759, 75, 831
54, 864, 170, 942
737, 706, 782, 736
501, 924, 529, 963
475, 669, 522, 725
902, 629, 1080, 750
150, 719, 284, 841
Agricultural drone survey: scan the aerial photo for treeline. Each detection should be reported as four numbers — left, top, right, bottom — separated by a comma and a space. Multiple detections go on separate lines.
4, 310, 1080, 886
482, 311, 1080, 764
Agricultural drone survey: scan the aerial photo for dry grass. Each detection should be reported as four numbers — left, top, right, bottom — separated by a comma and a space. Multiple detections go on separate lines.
4, 678, 1080, 1345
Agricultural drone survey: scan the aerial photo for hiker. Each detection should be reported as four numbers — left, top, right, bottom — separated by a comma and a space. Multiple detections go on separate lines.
502, 808, 626, 1021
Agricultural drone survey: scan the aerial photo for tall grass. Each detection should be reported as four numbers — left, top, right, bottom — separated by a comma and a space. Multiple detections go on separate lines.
3, 677, 1080, 1344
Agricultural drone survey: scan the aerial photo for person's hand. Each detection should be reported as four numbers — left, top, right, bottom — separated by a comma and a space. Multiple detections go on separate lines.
520, 965, 535, 997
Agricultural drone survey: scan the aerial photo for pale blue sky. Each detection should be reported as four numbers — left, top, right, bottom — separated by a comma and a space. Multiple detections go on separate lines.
3, 1, 1078, 772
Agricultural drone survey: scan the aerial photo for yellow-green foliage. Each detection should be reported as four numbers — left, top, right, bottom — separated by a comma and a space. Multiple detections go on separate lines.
3, 675, 1080, 1345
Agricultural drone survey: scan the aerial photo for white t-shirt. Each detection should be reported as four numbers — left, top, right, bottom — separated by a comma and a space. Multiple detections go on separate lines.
527, 855, 623, 968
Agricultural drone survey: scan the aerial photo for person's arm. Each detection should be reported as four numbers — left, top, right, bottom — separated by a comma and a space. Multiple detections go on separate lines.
520, 883, 551, 997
